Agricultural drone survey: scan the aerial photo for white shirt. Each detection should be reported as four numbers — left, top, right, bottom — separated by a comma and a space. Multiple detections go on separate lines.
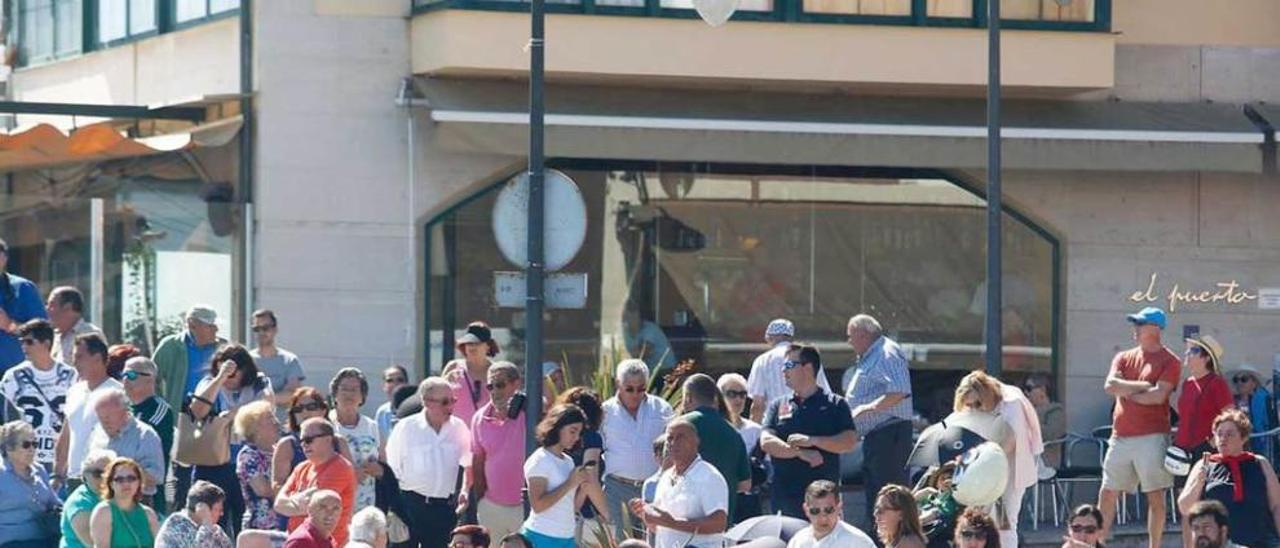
653, 457, 728, 548
602, 394, 674, 481
735, 419, 763, 452
787, 521, 877, 548
385, 413, 471, 497
999, 383, 1044, 491
746, 342, 832, 409
0, 360, 77, 467
521, 447, 577, 539
65, 378, 123, 476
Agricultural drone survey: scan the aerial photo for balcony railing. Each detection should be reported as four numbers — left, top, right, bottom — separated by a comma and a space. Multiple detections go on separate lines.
412, 0, 1110, 32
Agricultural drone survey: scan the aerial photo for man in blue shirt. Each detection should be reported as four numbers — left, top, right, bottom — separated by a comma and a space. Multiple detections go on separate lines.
845, 314, 914, 527
0, 239, 48, 374
760, 344, 857, 519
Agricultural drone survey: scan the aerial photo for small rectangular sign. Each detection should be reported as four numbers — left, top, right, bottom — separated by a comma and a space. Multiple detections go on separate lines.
1259, 288, 1280, 310
495, 271, 588, 309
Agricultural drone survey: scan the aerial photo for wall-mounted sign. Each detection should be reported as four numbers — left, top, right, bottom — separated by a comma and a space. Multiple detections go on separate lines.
1128, 272, 1258, 312
1259, 288, 1280, 311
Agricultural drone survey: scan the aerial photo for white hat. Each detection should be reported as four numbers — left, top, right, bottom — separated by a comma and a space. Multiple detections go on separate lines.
765, 319, 794, 338
185, 305, 218, 326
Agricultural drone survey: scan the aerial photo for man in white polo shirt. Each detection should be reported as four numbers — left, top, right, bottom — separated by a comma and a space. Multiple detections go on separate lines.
629, 419, 728, 548
385, 376, 472, 548
787, 480, 876, 548
746, 319, 831, 422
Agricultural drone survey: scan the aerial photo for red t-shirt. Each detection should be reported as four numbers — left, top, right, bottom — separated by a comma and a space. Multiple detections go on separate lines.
282, 455, 357, 547
1175, 372, 1234, 449
1111, 346, 1181, 437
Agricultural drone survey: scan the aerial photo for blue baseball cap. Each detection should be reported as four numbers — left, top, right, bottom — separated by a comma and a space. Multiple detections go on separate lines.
1126, 307, 1167, 330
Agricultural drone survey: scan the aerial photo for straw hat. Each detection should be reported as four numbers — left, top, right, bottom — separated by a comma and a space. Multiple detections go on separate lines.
1185, 334, 1224, 372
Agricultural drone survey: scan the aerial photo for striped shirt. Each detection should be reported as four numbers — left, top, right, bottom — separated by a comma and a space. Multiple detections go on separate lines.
746, 342, 832, 410
845, 336, 913, 434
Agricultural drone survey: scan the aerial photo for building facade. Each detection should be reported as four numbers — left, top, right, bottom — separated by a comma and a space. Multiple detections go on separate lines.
2, 0, 1278, 432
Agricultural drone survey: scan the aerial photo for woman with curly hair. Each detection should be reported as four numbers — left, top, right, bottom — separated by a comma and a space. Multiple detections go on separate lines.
1178, 408, 1280, 548
953, 508, 1000, 548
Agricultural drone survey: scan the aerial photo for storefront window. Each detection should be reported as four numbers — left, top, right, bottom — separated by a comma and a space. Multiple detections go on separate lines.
426, 163, 1058, 422
0, 144, 241, 351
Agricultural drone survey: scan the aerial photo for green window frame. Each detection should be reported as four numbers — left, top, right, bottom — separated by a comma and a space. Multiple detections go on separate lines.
411, 0, 1110, 32
8, 0, 240, 68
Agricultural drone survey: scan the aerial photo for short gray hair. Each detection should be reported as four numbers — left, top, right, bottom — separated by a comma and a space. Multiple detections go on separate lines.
615, 358, 650, 386
848, 314, 882, 335
489, 361, 521, 382
0, 421, 34, 456
349, 507, 388, 543
717, 373, 747, 391
123, 356, 157, 376
82, 448, 117, 481
418, 376, 451, 400
91, 387, 130, 410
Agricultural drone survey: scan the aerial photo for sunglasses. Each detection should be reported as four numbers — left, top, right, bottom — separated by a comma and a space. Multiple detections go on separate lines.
806, 506, 837, 517
723, 389, 748, 399
428, 397, 457, 406
621, 386, 645, 394
84, 468, 104, 477
251, 325, 275, 333
300, 433, 333, 446
15, 440, 36, 450
292, 402, 325, 413
1234, 376, 1253, 384
486, 380, 508, 392
783, 360, 806, 370
1070, 524, 1099, 534
122, 370, 152, 381
111, 475, 139, 484
18, 338, 36, 346
959, 530, 987, 540
384, 376, 406, 384
1186, 347, 1206, 357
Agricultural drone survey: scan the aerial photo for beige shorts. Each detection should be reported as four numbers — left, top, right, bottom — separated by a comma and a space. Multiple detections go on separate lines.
1102, 433, 1174, 493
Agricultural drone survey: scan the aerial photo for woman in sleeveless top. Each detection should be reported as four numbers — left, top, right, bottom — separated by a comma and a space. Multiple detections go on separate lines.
1179, 408, 1280, 548
89, 457, 159, 548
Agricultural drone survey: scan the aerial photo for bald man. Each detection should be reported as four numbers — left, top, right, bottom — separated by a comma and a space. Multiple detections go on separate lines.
284, 489, 343, 548
630, 420, 730, 548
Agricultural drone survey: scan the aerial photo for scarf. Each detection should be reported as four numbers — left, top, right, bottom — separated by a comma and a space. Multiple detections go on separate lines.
1208, 452, 1257, 502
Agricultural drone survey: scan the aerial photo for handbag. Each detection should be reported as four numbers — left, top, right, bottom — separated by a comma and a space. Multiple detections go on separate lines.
175, 396, 233, 466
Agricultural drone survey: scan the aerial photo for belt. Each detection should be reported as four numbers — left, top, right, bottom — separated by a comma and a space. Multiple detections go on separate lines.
405, 490, 457, 505
607, 475, 645, 487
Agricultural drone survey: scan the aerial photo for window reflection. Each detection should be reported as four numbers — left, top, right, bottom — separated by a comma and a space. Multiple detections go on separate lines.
427, 165, 1057, 422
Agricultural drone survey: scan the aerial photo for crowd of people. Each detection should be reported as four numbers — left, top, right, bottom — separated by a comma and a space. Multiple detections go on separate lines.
0, 233, 1274, 548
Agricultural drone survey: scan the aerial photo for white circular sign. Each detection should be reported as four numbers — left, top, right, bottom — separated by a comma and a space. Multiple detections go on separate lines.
491, 169, 588, 272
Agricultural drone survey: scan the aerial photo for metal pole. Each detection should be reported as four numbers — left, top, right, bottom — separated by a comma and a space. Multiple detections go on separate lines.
984, 0, 1003, 377
525, 0, 547, 462
238, 0, 255, 342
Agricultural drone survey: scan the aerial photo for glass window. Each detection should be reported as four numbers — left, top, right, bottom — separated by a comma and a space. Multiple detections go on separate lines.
804, 0, 909, 16
174, 0, 208, 21
427, 164, 1058, 423
15, 0, 81, 64
1003, 0, 1093, 22
209, 0, 238, 13
658, 0, 773, 12
98, 0, 156, 44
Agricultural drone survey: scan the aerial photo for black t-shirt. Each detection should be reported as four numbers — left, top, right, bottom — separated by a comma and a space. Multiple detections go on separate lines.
763, 388, 855, 497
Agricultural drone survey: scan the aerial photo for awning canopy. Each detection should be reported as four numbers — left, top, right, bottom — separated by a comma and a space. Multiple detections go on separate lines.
417, 78, 1273, 173
0, 115, 242, 173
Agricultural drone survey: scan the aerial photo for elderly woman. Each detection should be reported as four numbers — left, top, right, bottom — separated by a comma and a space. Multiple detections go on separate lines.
234, 400, 281, 531
1233, 364, 1275, 437
718, 372, 765, 521
188, 343, 272, 533
90, 457, 159, 548
1178, 408, 1280, 548
348, 506, 389, 548
875, 484, 926, 548
1023, 374, 1066, 469
155, 480, 233, 548
0, 421, 61, 547
61, 448, 116, 548
329, 367, 383, 509
106, 343, 142, 381
1175, 335, 1234, 458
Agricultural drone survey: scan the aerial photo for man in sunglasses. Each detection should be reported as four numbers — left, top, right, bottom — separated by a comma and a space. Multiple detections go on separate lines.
276, 417, 357, 546
122, 355, 174, 510
760, 344, 856, 519
466, 362, 526, 542
249, 309, 306, 411
385, 377, 473, 548
787, 480, 875, 548
0, 318, 76, 472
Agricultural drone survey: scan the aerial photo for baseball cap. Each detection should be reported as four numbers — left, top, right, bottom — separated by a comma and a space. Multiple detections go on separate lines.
1126, 307, 1167, 330
185, 305, 218, 326
765, 319, 794, 338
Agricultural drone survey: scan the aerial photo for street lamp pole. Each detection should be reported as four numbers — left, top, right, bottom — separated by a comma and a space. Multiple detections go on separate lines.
984, 0, 1004, 377
525, 0, 546, 459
